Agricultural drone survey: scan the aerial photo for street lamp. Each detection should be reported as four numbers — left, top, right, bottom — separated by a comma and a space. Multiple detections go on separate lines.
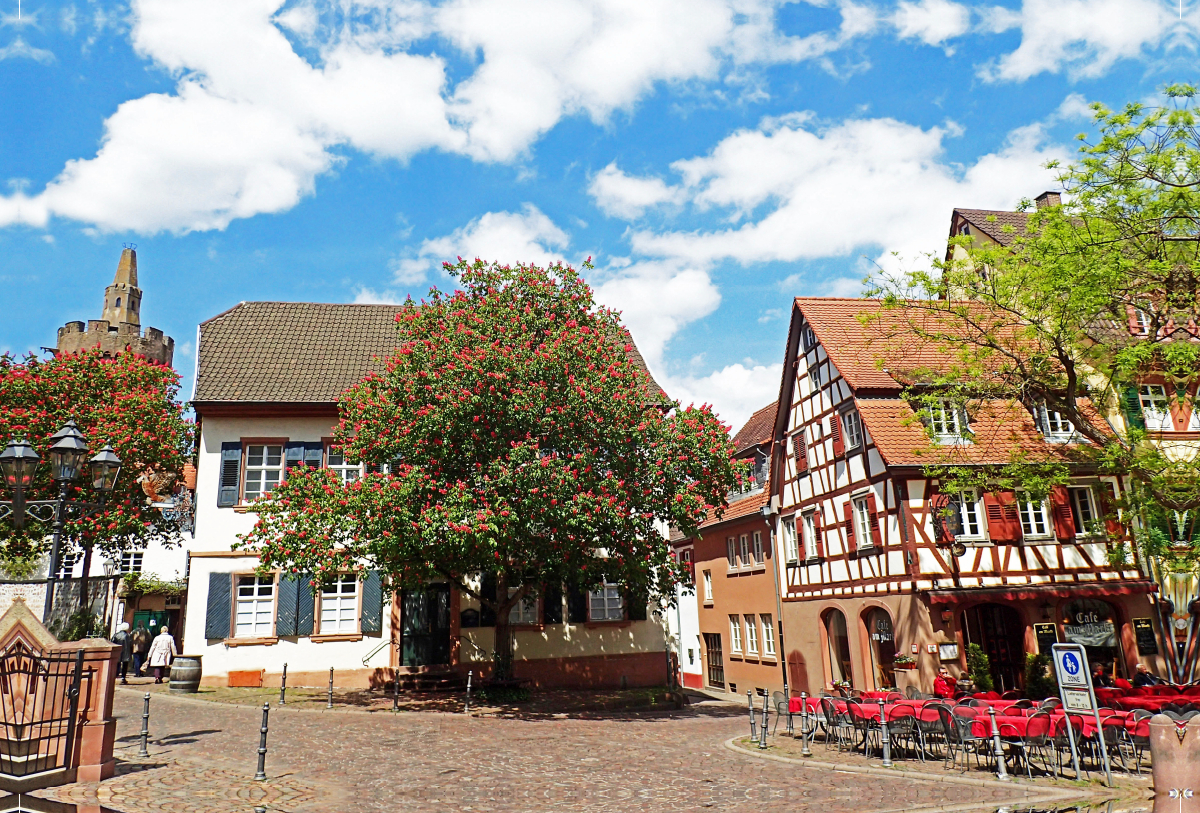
0, 422, 122, 626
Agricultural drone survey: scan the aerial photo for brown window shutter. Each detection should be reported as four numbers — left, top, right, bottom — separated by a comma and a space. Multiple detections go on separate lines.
1050, 485, 1075, 541
1126, 303, 1140, 335
815, 512, 825, 557
793, 430, 807, 472
867, 493, 883, 547
983, 491, 1021, 543
830, 415, 845, 457
843, 501, 855, 547
1099, 482, 1124, 538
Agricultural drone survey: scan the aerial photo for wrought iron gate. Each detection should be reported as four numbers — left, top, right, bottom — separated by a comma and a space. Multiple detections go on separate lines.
0, 643, 83, 784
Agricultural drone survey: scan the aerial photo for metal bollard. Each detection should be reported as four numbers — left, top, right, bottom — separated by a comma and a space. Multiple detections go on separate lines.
758, 692, 769, 749
392, 669, 400, 713
747, 690, 757, 740
878, 700, 893, 768
137, 693, 150, 758
465, 670, 473, 716
254, 702, 270, 781
987, 706, 1010, 781
327, 667, 334, 709
279, 663, 287, 706
800, 692, 813, 757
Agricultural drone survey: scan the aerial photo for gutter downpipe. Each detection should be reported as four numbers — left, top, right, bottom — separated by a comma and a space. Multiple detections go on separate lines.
763, 500, 787, 700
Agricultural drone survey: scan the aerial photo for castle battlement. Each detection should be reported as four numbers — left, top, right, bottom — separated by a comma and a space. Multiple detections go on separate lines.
56, 249, 174, 367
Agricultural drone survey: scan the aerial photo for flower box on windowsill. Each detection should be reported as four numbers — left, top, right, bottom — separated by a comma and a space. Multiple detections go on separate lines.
893, 664, 918, 671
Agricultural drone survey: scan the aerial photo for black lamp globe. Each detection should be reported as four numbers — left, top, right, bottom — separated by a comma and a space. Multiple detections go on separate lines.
0, 437, 40, 489
89, 445, 122, 493
47, 420, 90, 483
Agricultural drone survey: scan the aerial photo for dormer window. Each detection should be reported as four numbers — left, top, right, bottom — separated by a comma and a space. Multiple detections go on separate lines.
1038, 403, 1075, 442
928, 400, 969, 443
802, 325, 817, 350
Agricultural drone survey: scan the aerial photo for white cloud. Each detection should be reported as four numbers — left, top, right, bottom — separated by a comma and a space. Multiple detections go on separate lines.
352, 286, 407, 304
892, 0, 970, 50
978, 0, 1177, 81
726, 0, 878, 67
589, 162, 684, 219
626, 110, 1066, 270
0, 37, 54, 63
663, 361, 783, 432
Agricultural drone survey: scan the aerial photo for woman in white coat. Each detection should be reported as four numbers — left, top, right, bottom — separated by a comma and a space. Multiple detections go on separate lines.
146, 628, 177, 684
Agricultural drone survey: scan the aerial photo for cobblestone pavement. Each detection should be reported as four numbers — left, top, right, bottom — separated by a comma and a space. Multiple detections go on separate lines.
41, 689, 1089, 813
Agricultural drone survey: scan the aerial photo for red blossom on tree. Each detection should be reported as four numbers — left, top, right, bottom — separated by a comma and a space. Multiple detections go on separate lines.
239, 259, 743, 679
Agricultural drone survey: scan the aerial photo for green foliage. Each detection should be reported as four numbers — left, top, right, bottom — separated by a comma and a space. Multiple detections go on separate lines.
58, 611, 104, 642
122, 572, 187, 597
238, 260, 744, 678
966, 643, 994, 692
0, 350, 193, 571
1023, 652, 1058, 700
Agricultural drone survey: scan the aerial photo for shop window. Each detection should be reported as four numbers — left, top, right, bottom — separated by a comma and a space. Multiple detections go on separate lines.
824, 609, 853, 687
1063, 598, 1123, 675
865, 608, 897, 690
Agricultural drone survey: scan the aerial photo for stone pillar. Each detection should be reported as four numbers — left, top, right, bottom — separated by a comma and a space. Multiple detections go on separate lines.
54, 638, 121, 782
1150, 714, 1200, 807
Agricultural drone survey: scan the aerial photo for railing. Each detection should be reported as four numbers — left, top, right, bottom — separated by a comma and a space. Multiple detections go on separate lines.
0, 642, 83, 783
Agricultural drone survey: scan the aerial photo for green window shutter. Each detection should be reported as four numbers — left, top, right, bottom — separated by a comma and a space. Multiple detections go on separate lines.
1122, 386, 1146, 430
542, 583, 563, 625
276, 575, 299, 636
304, 442, 324, 467
217, 443, 242, 507
296, 575, 315, 636
283, 441, 305, 477
479, 573, 497, 627
204, 572, 233, 639
360, 571, 383, 634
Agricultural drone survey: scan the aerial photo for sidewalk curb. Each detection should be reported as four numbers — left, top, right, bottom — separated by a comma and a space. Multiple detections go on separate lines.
723, 735, 1109, 808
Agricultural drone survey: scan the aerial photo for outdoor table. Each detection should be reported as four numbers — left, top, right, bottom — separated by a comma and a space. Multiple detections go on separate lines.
1114, 696, 1184, 712
969, 710, 1130, 739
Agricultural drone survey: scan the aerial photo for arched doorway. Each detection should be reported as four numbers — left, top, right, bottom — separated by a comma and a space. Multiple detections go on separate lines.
823, 609, 854, 688
1062, 598, 1124, 678
961, 603, 1026, 692
864, 607, 897, 690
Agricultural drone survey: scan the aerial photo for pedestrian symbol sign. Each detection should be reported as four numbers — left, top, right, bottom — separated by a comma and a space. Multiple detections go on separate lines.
1053, 646, 1087, 688
1051, 642, 1112, 787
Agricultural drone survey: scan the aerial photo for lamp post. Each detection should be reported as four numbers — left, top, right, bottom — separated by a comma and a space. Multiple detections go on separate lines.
0, 422, 122, 626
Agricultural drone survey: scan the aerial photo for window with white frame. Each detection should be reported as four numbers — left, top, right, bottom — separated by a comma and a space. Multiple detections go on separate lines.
589, 582, 623, 621
703, 570, 713, 602
1039, 403, 1075, 441
841, 409, 863, 450
243, 445, 284, 501
739, 534, 750, 567
119, 551, 144, 574
752, 531, 764, 564
929, 400, 968, 441
508, 586, 539, 625
803, 512, 819, 559
760, 614, 776, 656
852, 495, 874, 549
729, 615, 742, 653
1068, 487, 1099, 536
744, 615, 758, 654
1140, 385, 1172, 431
235, 575, 276, 637
811, 361, 823, 389
1133, 308, 1151, 335
803, 325, 816, 349
325, 446, 362, 483
952, 490, 986, 541
55, 552, 78, 579
1017, 493, 1052, 538
320, 574, 359, 633
726, 538, 736, 569
782, 516, 799, 562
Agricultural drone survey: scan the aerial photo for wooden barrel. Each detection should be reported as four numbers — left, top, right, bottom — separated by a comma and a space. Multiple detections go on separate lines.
169, 655, 202, 693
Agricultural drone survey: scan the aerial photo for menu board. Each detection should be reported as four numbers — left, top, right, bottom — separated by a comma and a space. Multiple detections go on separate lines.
1132, 617, 1158, 656
1034, 622, 1059, 654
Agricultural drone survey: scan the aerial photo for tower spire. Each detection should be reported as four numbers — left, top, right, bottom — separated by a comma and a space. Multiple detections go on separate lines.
101, 246, 141, 326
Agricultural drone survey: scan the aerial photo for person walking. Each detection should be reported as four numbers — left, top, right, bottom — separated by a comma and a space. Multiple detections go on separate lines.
112, 622, 133, 684
146, 626, 177, 684
129, 622, 152, 678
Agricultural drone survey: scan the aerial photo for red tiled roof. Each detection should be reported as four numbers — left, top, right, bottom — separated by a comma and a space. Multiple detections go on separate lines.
731, 403, 776, 453
954, 209, 1031, 247
673, 492, 770, 542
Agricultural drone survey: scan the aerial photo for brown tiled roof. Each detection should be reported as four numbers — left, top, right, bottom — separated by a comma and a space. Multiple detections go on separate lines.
854, 397, 1098, 467
954, 209, 1031, 247
670, 492, 770, 543
731, 403, 776, 453
194, 301, 666, 405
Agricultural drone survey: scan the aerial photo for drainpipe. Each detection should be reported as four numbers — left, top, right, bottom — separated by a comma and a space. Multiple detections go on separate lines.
762, 502, 787, 699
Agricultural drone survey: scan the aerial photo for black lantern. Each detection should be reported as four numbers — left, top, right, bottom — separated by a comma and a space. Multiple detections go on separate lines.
47, 420, 90, 482
0, 437, 40, 490
89, 445, 122, 493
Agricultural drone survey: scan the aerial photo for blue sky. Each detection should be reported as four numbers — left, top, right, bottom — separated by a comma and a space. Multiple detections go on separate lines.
0, 0, 1192, 428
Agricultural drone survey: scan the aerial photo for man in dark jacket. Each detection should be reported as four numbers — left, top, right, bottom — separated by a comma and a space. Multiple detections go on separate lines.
1133, 663, 1164, 687
112, 622, 133, 684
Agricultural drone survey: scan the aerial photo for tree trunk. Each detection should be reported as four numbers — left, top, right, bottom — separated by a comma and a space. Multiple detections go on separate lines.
493, 615, 514, 682
78, 541, 94, 630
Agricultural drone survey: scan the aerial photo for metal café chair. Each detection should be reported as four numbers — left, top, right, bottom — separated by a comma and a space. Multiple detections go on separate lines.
846, 699, 881, 757
771, 691, 791, 735
937, 704, 989, 772
886, 702, 920, 759
1009, 711, 1053, 779
820, 696, 851, 751
884, 691, 903, 703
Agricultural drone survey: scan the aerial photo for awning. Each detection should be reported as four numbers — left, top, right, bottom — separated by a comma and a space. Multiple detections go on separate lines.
927, 580, 1158, 606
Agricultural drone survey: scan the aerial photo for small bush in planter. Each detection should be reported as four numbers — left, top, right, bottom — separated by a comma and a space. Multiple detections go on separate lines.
966, 643, 994, 692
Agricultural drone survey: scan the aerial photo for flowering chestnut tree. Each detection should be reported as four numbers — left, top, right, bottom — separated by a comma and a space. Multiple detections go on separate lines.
240, 259, 742, 679
0, 349, 194, 574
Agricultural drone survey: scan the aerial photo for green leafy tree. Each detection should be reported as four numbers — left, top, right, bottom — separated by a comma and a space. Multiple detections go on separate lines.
869, 85, 1200, 573
1023, 652, 1058, 700
239, 259, 744, 680
0, 350, 194, 573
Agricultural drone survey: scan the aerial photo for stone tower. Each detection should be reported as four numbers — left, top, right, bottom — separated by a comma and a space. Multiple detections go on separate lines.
57, 247, 174, 367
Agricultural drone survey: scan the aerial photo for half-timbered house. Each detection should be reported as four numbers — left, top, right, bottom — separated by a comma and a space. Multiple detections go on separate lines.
769, 297, 1162, 696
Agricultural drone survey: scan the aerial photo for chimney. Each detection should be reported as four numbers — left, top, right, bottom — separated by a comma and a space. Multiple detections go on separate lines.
1034, 191, 1061, 210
